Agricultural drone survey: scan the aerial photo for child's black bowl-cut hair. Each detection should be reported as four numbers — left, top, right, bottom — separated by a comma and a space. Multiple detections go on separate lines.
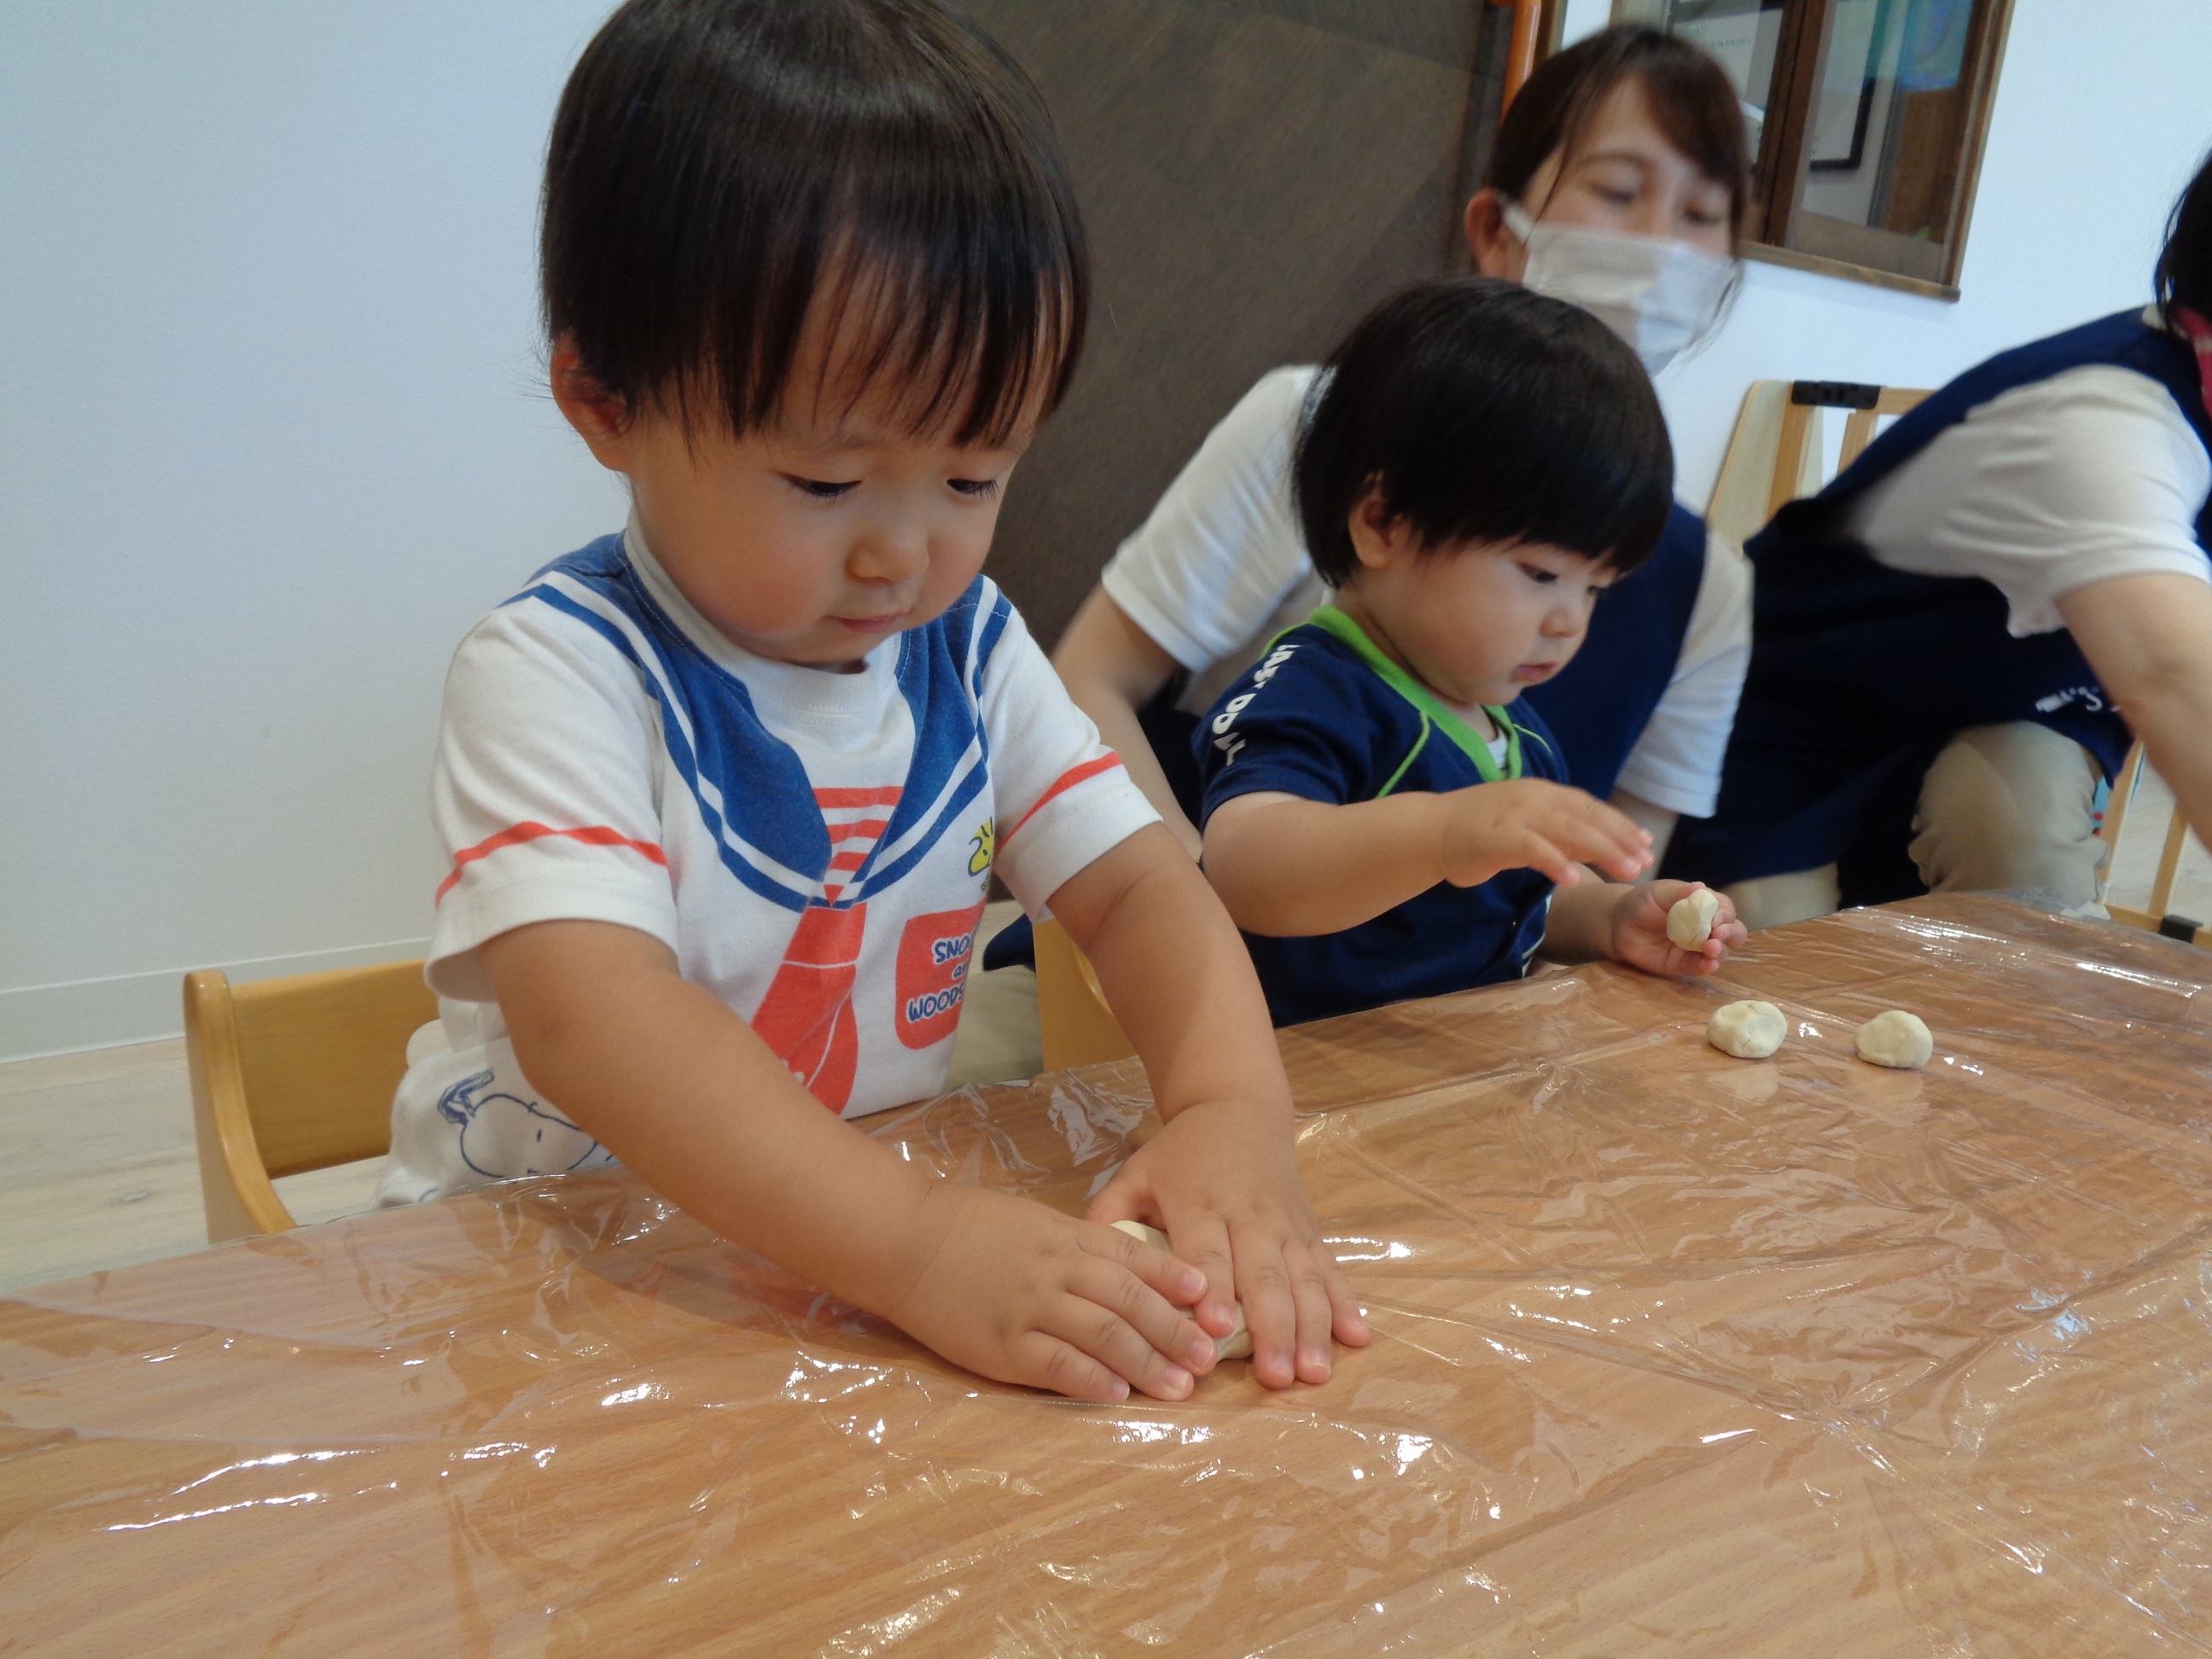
1294, 278, 1674, 587
542, 0, 1087, 447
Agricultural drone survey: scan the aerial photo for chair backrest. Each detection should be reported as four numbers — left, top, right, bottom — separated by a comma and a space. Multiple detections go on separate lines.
1033, 919, 1137, 1073
1707, 379, 1932, 548
2099, 742, 2212, 948
184, 959, 435, 1240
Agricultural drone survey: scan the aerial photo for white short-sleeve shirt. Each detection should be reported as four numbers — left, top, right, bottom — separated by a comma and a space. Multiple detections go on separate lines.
1848, 343, 2212, 635
380, 524, 1156, 1205
1098, 365, 1752, 818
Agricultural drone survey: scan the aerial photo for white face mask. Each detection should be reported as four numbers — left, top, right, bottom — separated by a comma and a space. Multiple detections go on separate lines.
1500, 199, 1737, 376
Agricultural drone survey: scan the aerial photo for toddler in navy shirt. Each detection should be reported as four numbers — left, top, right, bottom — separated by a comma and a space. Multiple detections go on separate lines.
1196, 280, 1745, 1025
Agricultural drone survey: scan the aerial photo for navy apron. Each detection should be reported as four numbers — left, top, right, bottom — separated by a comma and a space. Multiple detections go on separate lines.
1664, 310, 2212, 906
1522, 501, 1708, 801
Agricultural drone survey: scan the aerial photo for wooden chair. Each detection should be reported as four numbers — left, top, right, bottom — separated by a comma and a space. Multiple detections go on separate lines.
1033, 918, 1136, 1072
2098, 743, 2211, 948
1707, 379, 1933, 546
184, 960, 435, 1242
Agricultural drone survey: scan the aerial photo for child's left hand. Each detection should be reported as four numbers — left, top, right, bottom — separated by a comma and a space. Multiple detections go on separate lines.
1608, 879, 1746, 978
1086, 1097, 1368, 1391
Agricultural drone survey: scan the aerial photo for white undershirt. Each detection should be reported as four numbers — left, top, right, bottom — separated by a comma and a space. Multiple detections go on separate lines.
1848, 340, 2211, 637
1099, 364, 1752, 818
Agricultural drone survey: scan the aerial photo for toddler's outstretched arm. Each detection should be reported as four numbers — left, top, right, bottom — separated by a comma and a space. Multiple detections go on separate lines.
1203, 778, 1652, 938
1047, 824, 1369, 1389
480, 920, 1219, 1405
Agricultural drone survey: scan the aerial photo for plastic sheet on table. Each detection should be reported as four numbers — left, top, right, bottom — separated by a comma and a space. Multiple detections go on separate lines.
2, 895, 2207, 1655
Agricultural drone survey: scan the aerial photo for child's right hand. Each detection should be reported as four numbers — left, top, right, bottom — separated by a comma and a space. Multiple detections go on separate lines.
884, 1180, 1221, 1404
1438, 777, 1650, 888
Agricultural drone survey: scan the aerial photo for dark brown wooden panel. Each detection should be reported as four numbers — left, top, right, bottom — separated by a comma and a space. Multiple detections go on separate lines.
955, 0, 1488, 646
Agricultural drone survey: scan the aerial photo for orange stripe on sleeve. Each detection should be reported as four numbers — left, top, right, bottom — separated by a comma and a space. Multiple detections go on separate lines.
1000, 754, 1125, 847
435, 822, 669, 904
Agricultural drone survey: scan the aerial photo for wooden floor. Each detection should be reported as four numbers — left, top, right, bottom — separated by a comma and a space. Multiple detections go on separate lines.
0, 1039, 390, 1293
0, 904, 1042, 1294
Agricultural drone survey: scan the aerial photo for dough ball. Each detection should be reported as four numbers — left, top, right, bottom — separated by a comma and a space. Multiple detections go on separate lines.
1855, 1010, 1932, 1069
1707, 999, 1786, 1059
1109, 1220, 1251, 1361
1110, 1219, 1171, 1253
1667, 887, 1722, 950
1214, 1308, 1253, 1362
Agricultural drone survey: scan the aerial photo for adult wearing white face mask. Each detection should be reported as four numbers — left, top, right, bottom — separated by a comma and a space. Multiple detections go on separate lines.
1038, 28, 1751, 895
1499, 196, 1737, 379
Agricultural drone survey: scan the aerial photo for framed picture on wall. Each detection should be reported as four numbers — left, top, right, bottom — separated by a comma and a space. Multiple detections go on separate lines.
1645, 0, 1784, 157
1807, 0, 1886, 171
1607, 0, 2013, 298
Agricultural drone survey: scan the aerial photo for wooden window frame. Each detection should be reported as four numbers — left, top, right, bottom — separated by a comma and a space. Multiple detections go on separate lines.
1606, 0, 2017, 301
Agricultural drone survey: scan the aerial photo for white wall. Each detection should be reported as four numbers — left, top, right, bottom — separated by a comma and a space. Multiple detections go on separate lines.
1560, 0, 1619, 48
1, 2, 626, 1057
3, 0, 2209, 1060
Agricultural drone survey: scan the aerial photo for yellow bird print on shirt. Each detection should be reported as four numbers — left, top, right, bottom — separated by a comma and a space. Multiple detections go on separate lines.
968, 818, 995, 876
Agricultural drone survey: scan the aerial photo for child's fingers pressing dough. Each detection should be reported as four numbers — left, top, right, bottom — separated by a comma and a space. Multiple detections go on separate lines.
1088, 1104, 1365, 1390
1113, 1221, 1252, 1359
887, 1184, 1219, 1406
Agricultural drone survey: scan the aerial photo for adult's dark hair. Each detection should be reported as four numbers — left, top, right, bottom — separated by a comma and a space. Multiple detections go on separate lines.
542, 0, 1088, 445
2157, 148, 2212, 327
1295, 277, 1674, 588
1487, 25, 1751, 241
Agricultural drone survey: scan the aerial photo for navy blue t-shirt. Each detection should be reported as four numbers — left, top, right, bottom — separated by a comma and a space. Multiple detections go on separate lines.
1196, 620, 1567, 1027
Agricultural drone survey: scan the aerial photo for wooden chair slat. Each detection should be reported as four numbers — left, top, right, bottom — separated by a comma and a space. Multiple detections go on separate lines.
1034, 920, 1135, 1073
183, 959, 434, 1240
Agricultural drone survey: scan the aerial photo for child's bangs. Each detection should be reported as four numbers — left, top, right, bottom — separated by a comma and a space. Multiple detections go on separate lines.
1295, 280, 1674, 587
1452, 405, 1674, 569
764, 227, 1086, 449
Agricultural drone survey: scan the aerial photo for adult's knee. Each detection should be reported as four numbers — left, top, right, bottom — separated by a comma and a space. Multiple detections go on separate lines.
1911, 723, 2102, 904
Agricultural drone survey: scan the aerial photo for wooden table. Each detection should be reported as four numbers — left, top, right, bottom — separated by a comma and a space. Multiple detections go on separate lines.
4, 897, 2209, 1655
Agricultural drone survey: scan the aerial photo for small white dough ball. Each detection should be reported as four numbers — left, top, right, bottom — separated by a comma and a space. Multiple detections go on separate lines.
1667, 887, 1722, 950
1110, 1219, 1171, 1252
1110, 1220, 1251, 1361
1707, 999, 1786, 1059
1855, 1010, 1933, 1069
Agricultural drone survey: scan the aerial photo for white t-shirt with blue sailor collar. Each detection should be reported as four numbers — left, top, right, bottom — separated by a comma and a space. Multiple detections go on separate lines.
380, 522, 1156, 1205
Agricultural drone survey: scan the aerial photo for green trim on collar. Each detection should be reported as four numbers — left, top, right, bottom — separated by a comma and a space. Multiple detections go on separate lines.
1303, 606, 1525, 783
1373, 713, 1431, 799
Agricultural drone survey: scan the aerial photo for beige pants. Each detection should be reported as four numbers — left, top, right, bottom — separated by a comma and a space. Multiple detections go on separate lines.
1728, 722, 2104, 930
